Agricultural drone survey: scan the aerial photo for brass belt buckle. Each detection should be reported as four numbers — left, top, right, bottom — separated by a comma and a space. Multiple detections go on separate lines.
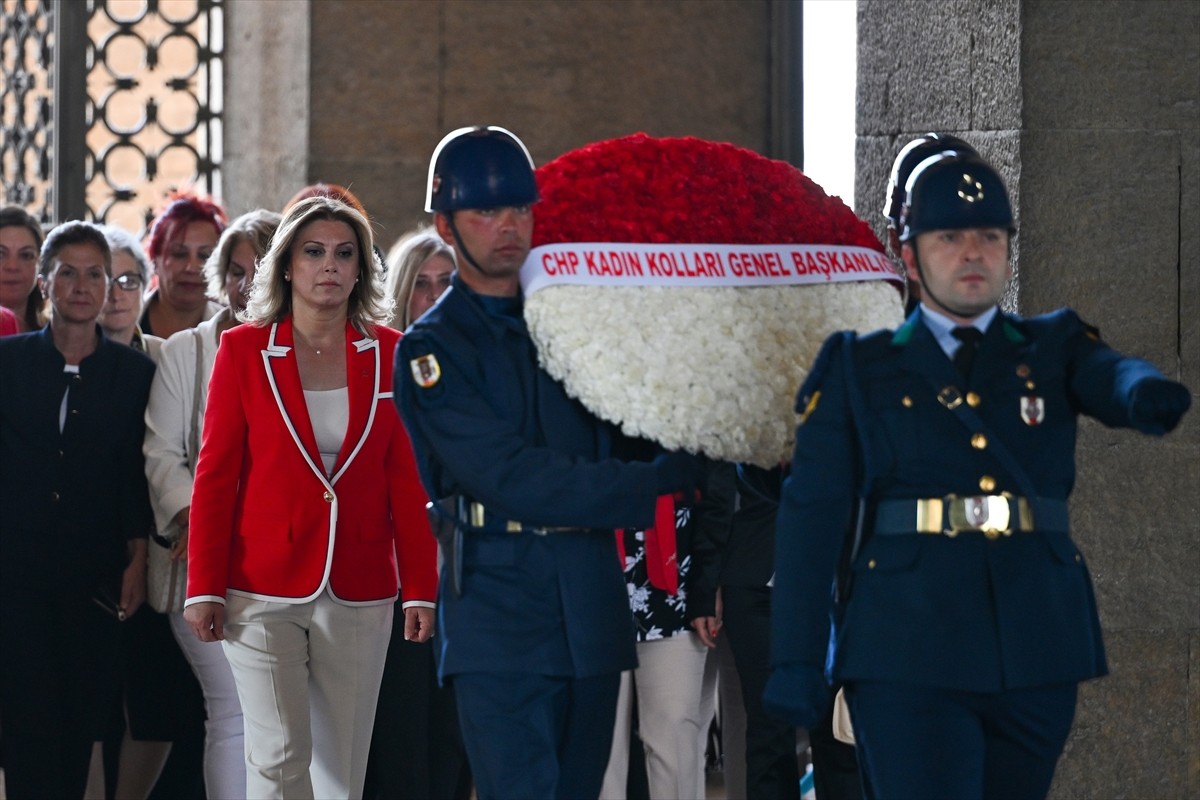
945, 493, 1013, 539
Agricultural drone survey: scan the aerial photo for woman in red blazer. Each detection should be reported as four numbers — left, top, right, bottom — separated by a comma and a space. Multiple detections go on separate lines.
184, 196, 437, 799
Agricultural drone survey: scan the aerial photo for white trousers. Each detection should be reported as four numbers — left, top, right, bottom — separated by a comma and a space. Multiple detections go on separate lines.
600, 632, 718, 800
169, 611, 247, 799
222, 593, 392, 800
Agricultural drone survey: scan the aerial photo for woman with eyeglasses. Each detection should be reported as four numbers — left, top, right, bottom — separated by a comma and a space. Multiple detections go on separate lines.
99, 225, 162, 360
141, 193, 227, 340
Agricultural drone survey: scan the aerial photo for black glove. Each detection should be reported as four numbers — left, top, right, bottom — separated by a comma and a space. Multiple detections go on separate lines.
1130, 377, 1191, 435
652, 450, 707, 495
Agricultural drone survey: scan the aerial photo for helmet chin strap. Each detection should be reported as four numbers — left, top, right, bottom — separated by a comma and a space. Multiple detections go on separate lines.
912, 247, 981, 320
445, 213, 487, 276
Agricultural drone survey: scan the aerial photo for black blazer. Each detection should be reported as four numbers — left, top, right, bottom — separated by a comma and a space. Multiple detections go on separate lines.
0, 326, 155, 595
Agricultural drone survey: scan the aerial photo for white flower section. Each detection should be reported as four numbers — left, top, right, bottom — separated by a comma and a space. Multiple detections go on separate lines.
526, 282, 903, 467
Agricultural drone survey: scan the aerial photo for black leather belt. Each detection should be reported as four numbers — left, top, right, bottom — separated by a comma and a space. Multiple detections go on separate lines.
874, 494, 1068, 539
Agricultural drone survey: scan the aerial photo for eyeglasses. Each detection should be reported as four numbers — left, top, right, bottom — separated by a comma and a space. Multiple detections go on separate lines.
112, 273, 145, 292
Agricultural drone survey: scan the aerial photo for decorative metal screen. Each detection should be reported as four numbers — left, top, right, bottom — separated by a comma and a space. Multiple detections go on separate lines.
1, 0, 222, 230
1, 0, 54, 221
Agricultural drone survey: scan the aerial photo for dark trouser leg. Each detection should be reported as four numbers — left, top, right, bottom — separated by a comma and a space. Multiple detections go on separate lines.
808, 690, 865, 800
453, 671, 619, 800
722, 585, 800, 800
363, 624, 435, 800
846, 681, 1076, 800
558, 672, 621, 800
0, 591, 119, 799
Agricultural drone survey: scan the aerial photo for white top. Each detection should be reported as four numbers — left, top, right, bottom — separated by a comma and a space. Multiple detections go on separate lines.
303, 387, 349, 476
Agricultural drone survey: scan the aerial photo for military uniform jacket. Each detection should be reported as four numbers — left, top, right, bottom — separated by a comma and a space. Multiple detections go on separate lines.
772, 307, 1172, 693
394, 276, 654, 678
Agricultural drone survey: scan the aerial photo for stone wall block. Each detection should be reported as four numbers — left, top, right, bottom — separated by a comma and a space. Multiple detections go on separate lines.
1018, 130, 1180, 367
967, 0, 1022, 130
1071, 423, 1199, 631
1023, 0, 1200, 131
857, 0, 975, 134
1053, 629, 1190, 798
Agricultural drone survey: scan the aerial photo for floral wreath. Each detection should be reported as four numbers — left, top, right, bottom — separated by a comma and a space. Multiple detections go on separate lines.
523, 133, 904, 467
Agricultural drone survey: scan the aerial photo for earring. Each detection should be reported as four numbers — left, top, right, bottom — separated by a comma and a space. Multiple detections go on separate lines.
284, 271, 291, 281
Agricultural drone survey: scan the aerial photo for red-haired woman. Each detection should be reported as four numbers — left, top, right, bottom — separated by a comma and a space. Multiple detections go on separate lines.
141, 193, 228, 340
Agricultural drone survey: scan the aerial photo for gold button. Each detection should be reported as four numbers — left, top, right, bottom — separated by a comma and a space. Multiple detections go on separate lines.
901, 396, 913, 408
979, 475, 996, 492
966, 392, 981, 407
971, 433, 988, 449
868, 559, 877, 569
322, 490, 334, 503
1016, 364, 1031, 378
1025, 380, 1036, 390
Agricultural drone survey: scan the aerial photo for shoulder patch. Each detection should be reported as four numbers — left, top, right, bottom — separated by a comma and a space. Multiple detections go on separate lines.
795, 332, 848, 414
409, 354, 441, 388
799, 390, 822, 423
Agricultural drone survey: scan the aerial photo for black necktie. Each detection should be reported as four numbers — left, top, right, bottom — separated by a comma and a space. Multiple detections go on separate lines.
951, 327, 983, 381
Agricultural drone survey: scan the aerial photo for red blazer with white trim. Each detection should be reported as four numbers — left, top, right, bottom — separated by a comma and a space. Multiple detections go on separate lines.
186, 318, 436, 606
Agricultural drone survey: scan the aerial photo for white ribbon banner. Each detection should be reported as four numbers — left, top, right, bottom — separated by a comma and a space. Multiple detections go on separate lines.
521, 242, 900, 295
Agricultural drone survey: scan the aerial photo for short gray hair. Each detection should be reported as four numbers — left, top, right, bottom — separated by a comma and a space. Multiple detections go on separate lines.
100, 225, 152, 284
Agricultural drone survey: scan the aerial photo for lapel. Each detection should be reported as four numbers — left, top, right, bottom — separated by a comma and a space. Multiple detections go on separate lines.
262, 319, 327, 486
973, 312, 1030, 387
895, 310, 961, 389
331, 325, 380, 484
261, 319, 382, 488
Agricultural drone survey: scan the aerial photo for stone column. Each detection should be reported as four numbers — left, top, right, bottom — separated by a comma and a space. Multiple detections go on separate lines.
855, 1, 1198, 797
222, 0, 311, 217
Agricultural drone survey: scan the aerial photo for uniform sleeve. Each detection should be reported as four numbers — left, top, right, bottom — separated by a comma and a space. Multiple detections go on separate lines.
143, 333, 197, 537
771, 334, 859, 670
383, 358, 438, 606
395, 332, 662, 531
186, 338, 246, 604
1059, 310, 1189, 433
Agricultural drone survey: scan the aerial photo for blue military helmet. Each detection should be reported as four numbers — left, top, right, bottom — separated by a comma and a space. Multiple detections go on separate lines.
899, 153, 1015, 242
425, 126, 540, 213
883, 133, 979, 227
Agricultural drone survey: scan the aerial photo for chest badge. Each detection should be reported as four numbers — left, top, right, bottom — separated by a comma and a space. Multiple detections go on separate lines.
410, 354, 442, 388
1020, 395, 1045, 426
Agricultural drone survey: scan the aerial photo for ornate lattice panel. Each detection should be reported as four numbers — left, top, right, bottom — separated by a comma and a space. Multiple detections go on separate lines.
1, 0, 54, 221
0, 0, 222, 229
86, 0, 223, 232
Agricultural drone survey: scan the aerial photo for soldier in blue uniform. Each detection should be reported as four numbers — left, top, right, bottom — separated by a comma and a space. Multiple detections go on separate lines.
393, 126, 704, 800
764, 151, 1191, 800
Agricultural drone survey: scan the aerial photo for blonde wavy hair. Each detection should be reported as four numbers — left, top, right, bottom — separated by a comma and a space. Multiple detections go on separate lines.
245, 197, 392, 332
383, 225, 456, 329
